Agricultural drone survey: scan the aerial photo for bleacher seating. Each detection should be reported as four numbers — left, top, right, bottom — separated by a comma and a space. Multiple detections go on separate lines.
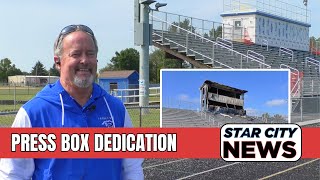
162, 108, 286, 127
162, 108, 211, 127
153, 30, 320, 97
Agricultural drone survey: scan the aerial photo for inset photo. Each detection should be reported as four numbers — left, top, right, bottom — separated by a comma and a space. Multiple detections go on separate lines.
161, 69, 290, 127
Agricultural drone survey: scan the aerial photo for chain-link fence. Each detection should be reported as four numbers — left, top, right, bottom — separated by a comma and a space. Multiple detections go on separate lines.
162, 97, 200, 111
0, 111, 16, 127
291, 96, 320, 123
1, 81, 318, 127
0, 83, 160, 127
162, 96, 320, 125
127, 106, 160, 127
0, 83, 44, 111
0, 106, 160, 128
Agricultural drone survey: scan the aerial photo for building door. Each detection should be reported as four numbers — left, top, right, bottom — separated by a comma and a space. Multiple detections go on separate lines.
233, 20, 243, 41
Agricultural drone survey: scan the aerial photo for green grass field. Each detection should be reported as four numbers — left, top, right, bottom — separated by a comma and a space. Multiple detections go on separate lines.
0, 86, 40, 111
0, 94, 33, 111
0, 85, 160, 127
128, 108, 160, 127
0, 104, 23, 111
0, 86, 42, 95
0, 114, 15, 127
0, 108, 160, 127
0, 94, 35, 101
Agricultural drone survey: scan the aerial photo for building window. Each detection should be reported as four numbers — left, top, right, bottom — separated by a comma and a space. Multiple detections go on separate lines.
234, 20, 242, 27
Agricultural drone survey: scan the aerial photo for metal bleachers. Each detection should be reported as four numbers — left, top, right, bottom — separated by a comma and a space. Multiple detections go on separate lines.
152, 27, 320, 98
153, 30, 265, 69
161, 108, 286, 127
162, 108, 211, 127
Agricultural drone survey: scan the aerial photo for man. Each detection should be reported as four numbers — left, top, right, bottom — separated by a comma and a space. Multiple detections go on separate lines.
0, 25, 144, 180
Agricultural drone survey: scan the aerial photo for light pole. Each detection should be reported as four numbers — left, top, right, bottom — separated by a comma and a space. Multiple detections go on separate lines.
137, 0, 154, 114
134, 0, 166, 114
155, 2, 167, 11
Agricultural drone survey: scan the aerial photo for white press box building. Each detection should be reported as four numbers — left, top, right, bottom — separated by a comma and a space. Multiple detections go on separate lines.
221, 0, 310, 51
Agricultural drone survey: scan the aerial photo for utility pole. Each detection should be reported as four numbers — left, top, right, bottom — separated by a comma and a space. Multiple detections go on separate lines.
134, 0, 167, 114
139, 1, 151, 113
134, 0, 154, 114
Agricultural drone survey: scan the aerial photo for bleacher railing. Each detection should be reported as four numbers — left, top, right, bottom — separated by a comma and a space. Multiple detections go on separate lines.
261, 39, 269, 51
279, 47, 294, 62
163, 99, 200, 113
247, 50, 266, 68
304, 79, 319, 97
153, 32, 232, 68
305, 57, 320, 74
199, 111, 217, 127
111, 87, 160, 104
150, 10, 243, 40
152, 20, 232, 68
216, 37, 234, 54
151, 15, 271, 69
280, 64, 301, 98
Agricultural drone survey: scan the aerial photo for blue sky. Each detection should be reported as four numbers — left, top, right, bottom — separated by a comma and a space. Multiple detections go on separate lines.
0, 0, 319, 72
162, 70, 289, 116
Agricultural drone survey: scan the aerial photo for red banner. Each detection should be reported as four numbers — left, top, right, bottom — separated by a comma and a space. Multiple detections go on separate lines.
0, 127, 318, 158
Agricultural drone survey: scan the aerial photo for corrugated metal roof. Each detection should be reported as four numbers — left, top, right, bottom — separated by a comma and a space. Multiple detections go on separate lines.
200, 80, 248, 94
99, 70, 137, 78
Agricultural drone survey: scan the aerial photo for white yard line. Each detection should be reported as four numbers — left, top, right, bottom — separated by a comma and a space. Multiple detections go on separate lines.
259, 159, 320, 180
176, 162, 241, 180
143, 159, 188, 169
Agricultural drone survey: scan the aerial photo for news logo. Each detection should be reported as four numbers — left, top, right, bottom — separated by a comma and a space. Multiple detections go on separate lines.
220, 124, 301, 161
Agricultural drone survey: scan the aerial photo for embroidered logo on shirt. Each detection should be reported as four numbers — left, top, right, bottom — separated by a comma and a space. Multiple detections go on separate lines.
99, 116, 114, 127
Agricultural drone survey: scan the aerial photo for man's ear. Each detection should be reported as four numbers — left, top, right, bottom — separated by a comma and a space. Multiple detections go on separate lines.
54, 56, 61, 70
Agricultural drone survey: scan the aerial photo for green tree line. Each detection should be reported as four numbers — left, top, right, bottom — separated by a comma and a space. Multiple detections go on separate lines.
310, 36, 320, 50
1, 48, 186, 84
99, 48, 186, 83
0, 58, 59, 83
168, 18, 223, 39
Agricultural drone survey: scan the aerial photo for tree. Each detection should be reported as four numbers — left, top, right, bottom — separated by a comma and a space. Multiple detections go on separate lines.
48, 63, 60, 76
0, 58, 23, 82
261, 113, 270, 122
273, 114, 286, 121
309, 36, 320, 55
168, 18, 196, 33
100, 48, 139, 72
31, 61, 48, 76
22, 71, 30, 75
99, 63, 115, 73
149, 49, 186, 83
206, 25, 222, 40
310, 36, 316, 50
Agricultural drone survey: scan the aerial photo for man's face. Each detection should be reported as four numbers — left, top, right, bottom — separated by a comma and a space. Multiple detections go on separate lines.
59, 31, 97, 88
